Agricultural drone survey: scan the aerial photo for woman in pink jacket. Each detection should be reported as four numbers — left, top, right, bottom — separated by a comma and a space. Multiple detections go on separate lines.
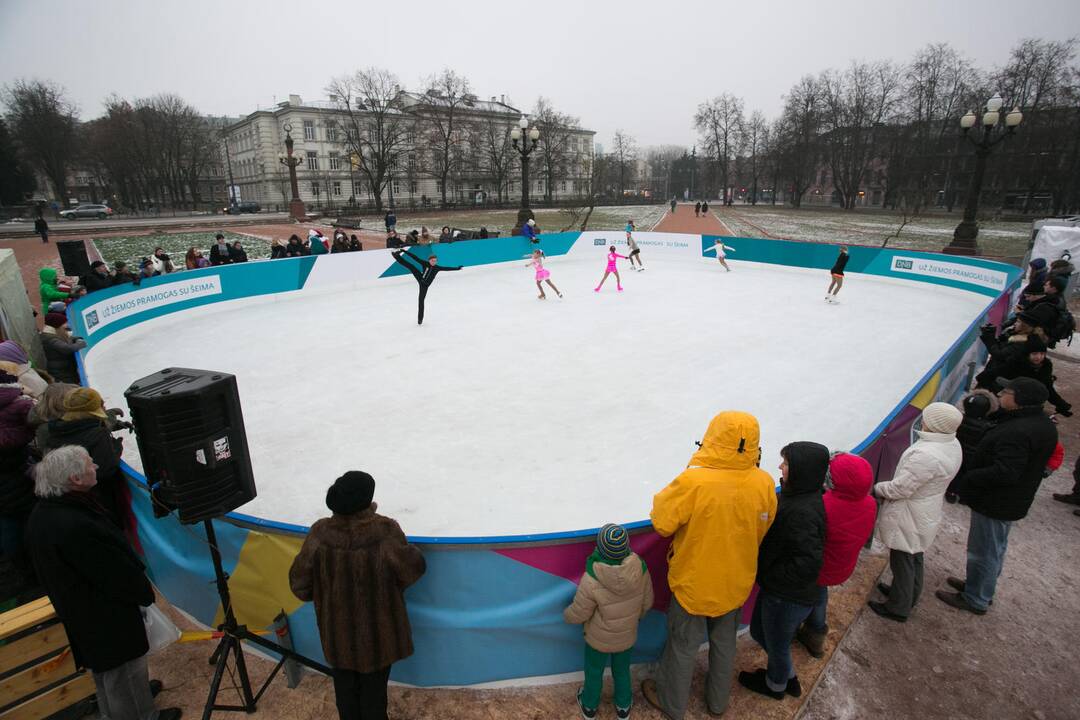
796, 452, 877, 658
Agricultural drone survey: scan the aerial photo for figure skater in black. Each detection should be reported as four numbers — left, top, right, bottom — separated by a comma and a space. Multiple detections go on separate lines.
392, 249, 462, 324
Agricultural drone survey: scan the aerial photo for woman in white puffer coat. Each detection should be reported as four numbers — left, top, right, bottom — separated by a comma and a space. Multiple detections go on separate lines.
869, 402, 963, 622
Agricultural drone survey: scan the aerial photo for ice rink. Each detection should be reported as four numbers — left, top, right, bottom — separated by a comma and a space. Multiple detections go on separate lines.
86, 254, 990, 537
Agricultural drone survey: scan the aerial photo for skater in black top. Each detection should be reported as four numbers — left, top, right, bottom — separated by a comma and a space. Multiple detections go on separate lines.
825, 245, 849, 304
694, 201, 702, 217
392, 249, 462, 325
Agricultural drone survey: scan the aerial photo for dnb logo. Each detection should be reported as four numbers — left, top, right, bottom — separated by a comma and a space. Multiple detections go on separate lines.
593, 238, 608, 246
85, 310, 100, 330
894, 258, 914, 270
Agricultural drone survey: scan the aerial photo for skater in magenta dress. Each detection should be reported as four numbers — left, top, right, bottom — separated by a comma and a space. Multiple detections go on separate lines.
526, 249, 562, 299
595, 246, 628, 292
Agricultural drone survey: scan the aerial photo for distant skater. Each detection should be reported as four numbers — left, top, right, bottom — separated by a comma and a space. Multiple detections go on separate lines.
670, 198, 677, 214
701, 200, 709, 215
695, 201, 702, 217
595, 246, 628, 293
708, 240, 735, 271
825, 245, 849, 303
526, 249, 562, 299
626, 220, 644, 271
392, 248, 462, 324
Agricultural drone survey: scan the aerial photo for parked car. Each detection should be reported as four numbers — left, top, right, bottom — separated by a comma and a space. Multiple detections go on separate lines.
224, 201, 261, 215
59, 204, 114, 220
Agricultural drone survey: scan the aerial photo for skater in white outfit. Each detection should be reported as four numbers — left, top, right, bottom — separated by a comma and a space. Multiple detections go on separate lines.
626, 220, 644, 271
707, 240, 735, 271
525, 249, 562, 299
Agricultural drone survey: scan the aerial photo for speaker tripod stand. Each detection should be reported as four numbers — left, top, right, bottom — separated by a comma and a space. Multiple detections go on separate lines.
200, 519, 330, 719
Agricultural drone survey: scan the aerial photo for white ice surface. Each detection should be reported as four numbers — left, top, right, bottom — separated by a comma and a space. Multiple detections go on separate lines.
85, 256, 990, 537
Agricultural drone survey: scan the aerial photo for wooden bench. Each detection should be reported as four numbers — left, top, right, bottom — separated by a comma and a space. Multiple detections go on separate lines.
0, 596, 94, 719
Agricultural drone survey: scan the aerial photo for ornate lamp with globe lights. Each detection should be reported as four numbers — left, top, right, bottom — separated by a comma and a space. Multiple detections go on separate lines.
510, 115, 541, 236
278, 123, 306, 221
944, 93, 1024, 255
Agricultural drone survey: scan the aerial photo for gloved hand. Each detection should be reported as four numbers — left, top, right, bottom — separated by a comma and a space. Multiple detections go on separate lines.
1058, 407, 1073, 417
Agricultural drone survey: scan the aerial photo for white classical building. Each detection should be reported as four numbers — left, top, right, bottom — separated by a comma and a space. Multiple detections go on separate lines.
221, 93, 595, 210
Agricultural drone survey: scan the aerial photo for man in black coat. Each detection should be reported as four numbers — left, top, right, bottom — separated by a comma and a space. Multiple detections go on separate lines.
83, 261, 114, 294
940, 377, 1058, 615
209, 233, 232, 266
25, 446, 180, 720
740, 441, 827, 700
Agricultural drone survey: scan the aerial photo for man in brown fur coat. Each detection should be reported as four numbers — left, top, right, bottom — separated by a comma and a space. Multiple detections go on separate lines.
289, 471, 426, 720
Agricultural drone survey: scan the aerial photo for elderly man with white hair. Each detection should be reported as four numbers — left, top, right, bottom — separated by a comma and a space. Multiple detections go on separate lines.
24, 446, 181, 720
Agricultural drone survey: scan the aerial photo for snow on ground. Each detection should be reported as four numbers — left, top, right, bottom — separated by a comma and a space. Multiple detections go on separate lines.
86, 254, 989, 537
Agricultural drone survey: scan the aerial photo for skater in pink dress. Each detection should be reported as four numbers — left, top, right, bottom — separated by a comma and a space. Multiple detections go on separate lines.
595, 246, 628, 292
526, 249, 562, 299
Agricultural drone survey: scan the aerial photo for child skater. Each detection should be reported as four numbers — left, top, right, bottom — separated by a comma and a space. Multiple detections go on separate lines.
707, 239, 736, 271
564, 523, 653, 720
391, 248, 462, 324
595, 246, 629, 292
825, 245, 849, 303
525, 249, 562, 299
625, 220, 644, 271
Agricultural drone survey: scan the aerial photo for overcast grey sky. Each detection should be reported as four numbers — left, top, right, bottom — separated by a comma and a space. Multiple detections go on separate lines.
1, 0, 1077, 148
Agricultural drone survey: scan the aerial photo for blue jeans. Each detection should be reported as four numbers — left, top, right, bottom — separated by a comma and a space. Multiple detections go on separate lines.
750, 590, 814, 692
963, 509, 1012, 611
804, 585, 829, 633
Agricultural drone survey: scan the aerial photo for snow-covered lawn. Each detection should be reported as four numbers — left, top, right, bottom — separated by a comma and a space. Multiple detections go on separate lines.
719, 206, 1030, 256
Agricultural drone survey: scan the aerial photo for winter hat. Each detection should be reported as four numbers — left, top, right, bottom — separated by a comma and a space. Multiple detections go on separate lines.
61, 387, 107, 420
44, 312, 67, 328
997, 376, 1050, 406
0, 341, 28, 365
90, 260, 106, 270
325, 471, 375, 515
921, 402, 963, 434
1026, 335, 1048, 354
596, 523, 630, 562
960, 390, 997, 419
527, 219, 536, 226
1029, 258, 1047, 270
48, 301, 67, 314
1048, 275, 1069, 293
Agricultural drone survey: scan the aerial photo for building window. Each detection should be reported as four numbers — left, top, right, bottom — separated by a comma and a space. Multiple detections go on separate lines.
409, 181, 418, 194
303, 120, 315, 141
333, 181, 342, 196
327, 124, 337, 142
311, 182, 320, 197
392, 180, 401, 195
329, 152, 340, 171
306, 151, 319, 171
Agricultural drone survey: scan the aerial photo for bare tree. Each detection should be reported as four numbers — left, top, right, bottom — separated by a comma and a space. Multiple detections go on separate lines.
0, 118, 36, 204
743, 111, 768, 204
610, 130, 638, 196
532, 97, 579, 202
327, 68, 411, 211
694, 93, 744, 201
819, 61, 901, 209
478, 113, 515, 202
777, 76, 822, 208
411, 69, 473, 206
2, 79, 79, 202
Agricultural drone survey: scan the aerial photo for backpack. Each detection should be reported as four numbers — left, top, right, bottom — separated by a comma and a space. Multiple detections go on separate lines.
1053, 308, 1076, 345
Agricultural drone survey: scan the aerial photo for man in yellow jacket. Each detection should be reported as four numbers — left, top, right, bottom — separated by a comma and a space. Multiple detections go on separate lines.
642, 411, 778, 719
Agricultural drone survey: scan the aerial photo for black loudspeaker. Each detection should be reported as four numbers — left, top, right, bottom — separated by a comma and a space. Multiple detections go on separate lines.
56, 240, 91, 279
124, 368, 256, 524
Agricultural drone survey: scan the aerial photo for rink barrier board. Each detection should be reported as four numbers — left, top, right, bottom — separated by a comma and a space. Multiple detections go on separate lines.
69, 233, 1022, 686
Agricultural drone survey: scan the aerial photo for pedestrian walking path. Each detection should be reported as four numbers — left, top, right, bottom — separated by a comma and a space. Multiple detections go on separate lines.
653, 204, 734, 236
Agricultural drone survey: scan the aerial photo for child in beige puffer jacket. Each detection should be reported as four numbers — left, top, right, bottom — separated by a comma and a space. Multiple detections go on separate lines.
564, 523, 654, 719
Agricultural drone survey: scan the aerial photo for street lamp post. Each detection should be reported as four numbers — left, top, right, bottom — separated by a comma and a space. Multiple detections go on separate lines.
223, 134, 236, 213
689, 146, 696, 200
944, 93, 1024, 256
278, 123, 306, 221
511, 115, 541, 235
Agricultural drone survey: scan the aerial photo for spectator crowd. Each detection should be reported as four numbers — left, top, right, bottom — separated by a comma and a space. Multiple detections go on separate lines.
0, 250, 1073, 720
